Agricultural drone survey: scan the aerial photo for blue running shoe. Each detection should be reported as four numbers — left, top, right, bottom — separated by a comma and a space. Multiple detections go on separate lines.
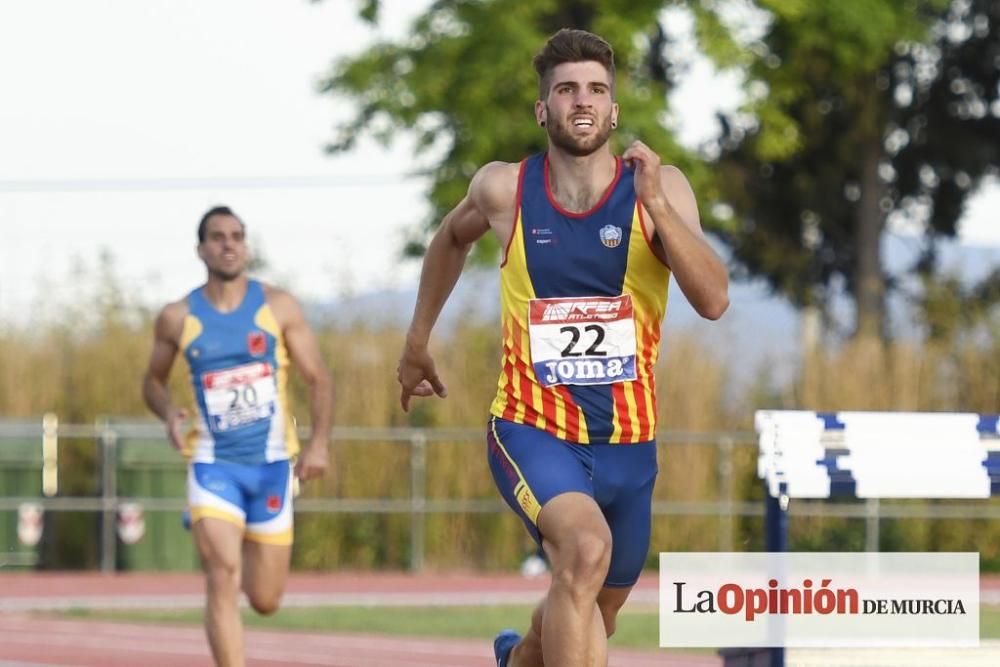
493, 629, 521, 667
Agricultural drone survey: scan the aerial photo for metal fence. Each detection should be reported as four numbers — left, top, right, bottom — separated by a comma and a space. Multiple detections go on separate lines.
4, 417, 1000, 573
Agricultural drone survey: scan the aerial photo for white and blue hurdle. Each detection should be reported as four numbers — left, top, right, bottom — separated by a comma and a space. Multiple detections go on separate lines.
752, 410, 1000, 667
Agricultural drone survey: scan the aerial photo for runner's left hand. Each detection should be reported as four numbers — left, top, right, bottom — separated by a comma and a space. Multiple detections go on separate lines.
623, 140, 667, 212
295, 439, 329, 481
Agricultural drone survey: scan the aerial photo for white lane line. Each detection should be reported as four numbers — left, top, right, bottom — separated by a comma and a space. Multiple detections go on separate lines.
0, 591, 556, 612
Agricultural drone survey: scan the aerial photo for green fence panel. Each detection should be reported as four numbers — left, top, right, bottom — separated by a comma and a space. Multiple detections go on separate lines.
116, 438, 197, 571
0, 438, 42, 567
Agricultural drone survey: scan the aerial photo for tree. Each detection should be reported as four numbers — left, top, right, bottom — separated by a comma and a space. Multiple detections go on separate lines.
706, 0, 1000, 338
326, 1, 998, 339
322, 0, 701, 263
918, 267, 1000, 341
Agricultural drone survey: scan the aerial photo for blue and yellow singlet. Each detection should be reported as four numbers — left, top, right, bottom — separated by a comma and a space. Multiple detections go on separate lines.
489, 153, 672, 444
180, 280, 299, 463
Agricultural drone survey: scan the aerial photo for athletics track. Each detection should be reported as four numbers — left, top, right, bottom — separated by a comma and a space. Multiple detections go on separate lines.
4, 572, 1000, 666
0, 571, 713, 666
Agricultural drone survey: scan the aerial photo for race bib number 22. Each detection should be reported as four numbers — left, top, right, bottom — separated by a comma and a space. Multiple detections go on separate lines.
527, 295, 638, 387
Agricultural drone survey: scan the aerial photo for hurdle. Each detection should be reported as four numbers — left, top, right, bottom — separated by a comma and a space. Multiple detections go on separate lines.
748, 410, 1000, 667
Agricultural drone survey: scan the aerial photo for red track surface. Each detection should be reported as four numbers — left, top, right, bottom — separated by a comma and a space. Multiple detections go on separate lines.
0, 572, 717, 667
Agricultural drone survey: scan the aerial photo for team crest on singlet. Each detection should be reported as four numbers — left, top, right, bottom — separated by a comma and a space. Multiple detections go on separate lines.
599, 224, 623, 248
247, 331, 267, 357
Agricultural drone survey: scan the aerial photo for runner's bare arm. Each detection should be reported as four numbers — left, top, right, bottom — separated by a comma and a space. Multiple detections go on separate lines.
267, 288, 332, 481
142, 301, 189, 450
623, 140, 729, 320
398, 162, 518, 412
405, 162, 517, 345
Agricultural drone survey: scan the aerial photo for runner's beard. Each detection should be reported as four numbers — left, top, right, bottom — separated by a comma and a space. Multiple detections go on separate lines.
546, 112, 613, 157
209, 266, 244, 282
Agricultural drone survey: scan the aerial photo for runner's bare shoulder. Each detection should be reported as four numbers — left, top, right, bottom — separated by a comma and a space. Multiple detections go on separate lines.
471, 161, 520, 217
154, 299, 190, 345
260, 283, 304, 327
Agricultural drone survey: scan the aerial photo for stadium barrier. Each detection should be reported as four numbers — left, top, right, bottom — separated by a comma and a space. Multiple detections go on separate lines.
734, 410, 1000, 667
0, 417, 754, 572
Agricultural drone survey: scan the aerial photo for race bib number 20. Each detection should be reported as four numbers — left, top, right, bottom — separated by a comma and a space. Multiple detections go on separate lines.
528, 295, 638, 387
201, 361, 277, 432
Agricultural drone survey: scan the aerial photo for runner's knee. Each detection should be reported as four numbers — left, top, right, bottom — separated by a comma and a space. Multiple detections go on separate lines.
247, 590, 281, 616
552, 531, 611, 593
205, 560, 240, 595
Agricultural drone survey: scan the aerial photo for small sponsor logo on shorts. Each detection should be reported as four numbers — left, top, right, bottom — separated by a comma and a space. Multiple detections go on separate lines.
490, 439, 519, 485
266, 494, 281, 513
248, 331, 267, 357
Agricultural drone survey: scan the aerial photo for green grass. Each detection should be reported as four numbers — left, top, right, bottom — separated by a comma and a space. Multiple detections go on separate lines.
981, 605, 1000, 639
58, 604, 1000, 649
61, 605, 662, 649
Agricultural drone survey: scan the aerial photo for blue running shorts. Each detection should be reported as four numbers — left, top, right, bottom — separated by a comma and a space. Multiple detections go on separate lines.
486, 415, 658, 587
187, 459, 293, 545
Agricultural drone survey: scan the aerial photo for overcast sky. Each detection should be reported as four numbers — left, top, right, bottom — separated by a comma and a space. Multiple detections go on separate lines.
0, 0, 996, 324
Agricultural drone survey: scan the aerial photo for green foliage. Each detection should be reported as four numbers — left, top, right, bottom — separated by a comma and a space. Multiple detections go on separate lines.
321, 0, 702, 262
328, 1, 997, 338
706, 0, 998, 335
918, 268, 1000, 341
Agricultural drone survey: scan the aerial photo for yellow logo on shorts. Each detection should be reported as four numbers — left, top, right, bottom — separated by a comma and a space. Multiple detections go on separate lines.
514, 481, 541, 524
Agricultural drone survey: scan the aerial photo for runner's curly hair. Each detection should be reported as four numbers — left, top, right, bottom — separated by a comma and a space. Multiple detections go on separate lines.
533, 28, 616, 100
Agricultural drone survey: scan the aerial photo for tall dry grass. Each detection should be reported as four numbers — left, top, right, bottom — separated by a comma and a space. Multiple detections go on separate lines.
794, 336, 999, 414
1, 296, 998, 569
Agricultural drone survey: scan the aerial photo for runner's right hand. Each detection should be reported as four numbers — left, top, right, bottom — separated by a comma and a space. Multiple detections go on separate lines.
295, 438, 329, 481
165, 407, 189, 452
397, 343, 448, 412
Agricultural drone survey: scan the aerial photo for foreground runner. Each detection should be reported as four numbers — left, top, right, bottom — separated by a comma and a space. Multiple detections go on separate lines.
397, 28, 729, 667
143, 206, 333, 667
